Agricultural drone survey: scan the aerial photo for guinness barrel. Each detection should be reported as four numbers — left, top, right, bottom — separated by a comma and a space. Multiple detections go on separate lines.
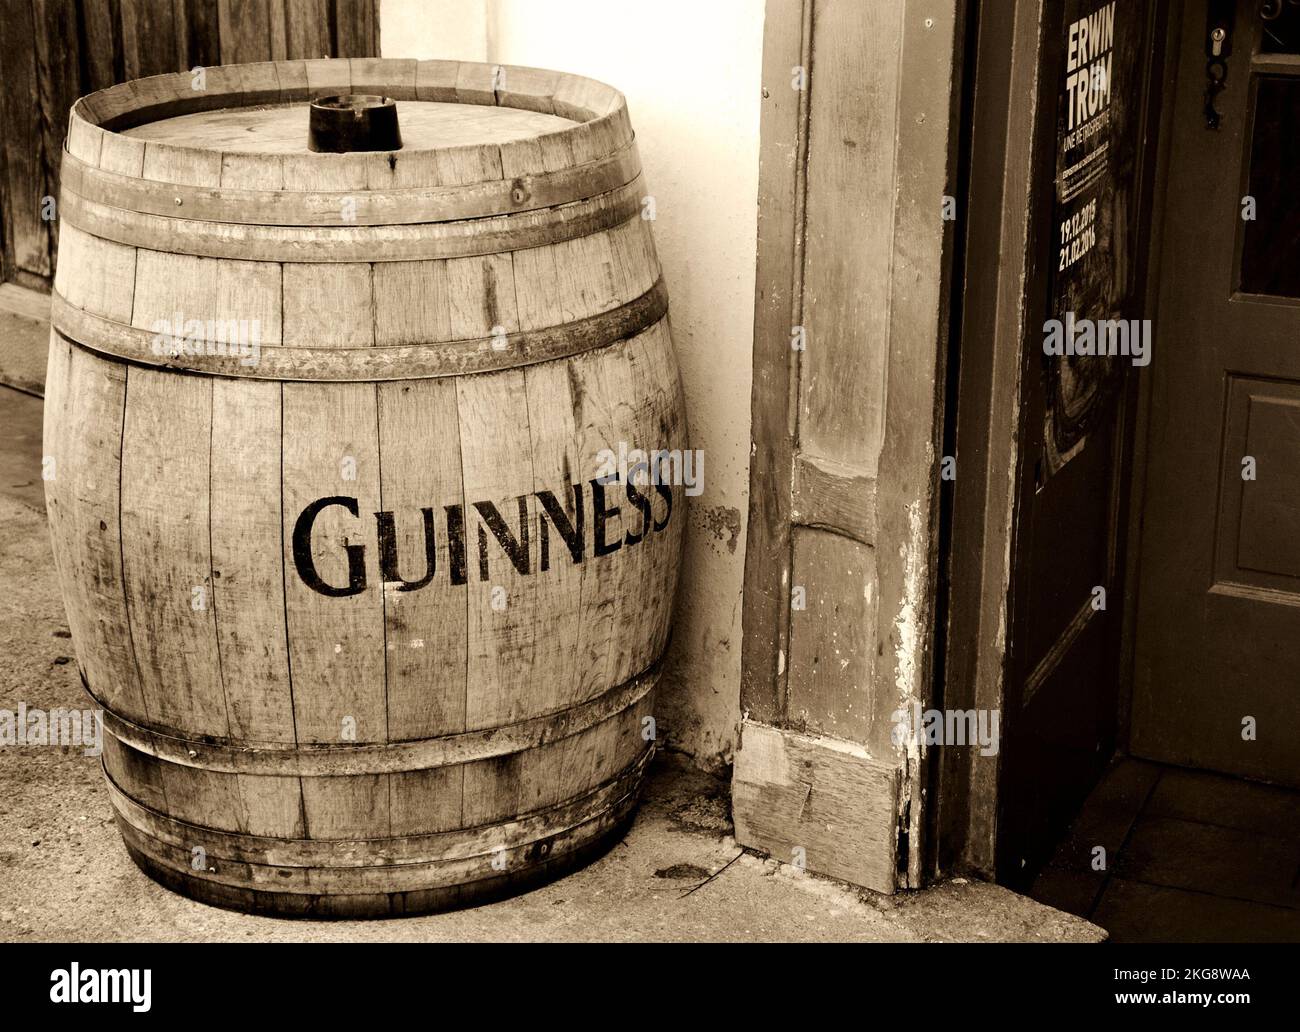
44, 58, 686, 916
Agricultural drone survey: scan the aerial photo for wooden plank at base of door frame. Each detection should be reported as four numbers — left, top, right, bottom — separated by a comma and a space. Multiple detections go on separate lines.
735, 0, 964, 893
733, 720, 901, 893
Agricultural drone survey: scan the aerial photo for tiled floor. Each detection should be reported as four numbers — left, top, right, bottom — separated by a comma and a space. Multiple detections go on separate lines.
1030, 757, 1300, 942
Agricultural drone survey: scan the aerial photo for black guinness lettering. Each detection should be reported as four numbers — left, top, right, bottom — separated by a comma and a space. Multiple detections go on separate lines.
653, 482, 673, 532
445, 504, 467, 586
473, 497, 530, 580
591, 479, 621, 557
537, 486, 584, 570
375, 507, 436, 591
293, 478, 674, 597
293, 496, 367, 597
625, 481, 652, 546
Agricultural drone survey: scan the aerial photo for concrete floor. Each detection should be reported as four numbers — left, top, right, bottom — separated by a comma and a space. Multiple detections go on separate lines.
0, 384, 1102, 941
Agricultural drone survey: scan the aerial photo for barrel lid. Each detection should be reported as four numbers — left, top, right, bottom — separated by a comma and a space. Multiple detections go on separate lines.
125, 97, 574, 154
66, 58, 634, 193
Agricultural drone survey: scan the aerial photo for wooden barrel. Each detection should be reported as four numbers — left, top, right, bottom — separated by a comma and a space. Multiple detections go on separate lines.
44, 58, 686, 917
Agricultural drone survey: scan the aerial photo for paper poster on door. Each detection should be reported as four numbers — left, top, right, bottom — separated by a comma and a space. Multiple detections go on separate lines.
1043, 0, 1142, 475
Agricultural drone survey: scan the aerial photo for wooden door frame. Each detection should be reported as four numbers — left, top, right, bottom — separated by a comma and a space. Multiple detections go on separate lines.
734, 0, 967, 893
934, 0, 1173, 879
1116, 0, 1182, 765
931, 0, 1044, 878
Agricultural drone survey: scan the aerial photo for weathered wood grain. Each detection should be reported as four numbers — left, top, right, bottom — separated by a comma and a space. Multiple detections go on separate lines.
43, 336, 148, 721
32, 0, 81, 272
332, 0, 377, 59
798, 0, 901, 476
119, 0, 183, 80
217, 0, 275, 64
791, 454, 877, 546
80, 0, 120, 91
740, 0, 810, 725
787, 527, 878, 742
457, 369, 538, 732
521, 357, 586, 715
281, 381, 386, 744
285, 0, 331, 59
733, 720, 899, 893
377, 377, 467, 739
0, 0, 51, 283
210, 378, 295, 743
120, 368, 227, 738
565, 345, 621, 705
282, 262, 373, 347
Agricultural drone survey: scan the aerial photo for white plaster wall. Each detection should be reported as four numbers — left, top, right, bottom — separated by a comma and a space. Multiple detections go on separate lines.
381, 0, 763, 772
378, 0, 487, 61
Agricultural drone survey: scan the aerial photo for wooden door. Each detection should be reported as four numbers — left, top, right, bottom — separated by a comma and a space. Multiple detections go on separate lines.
1133, 0, 1300, 787
987, 0, 1160, 887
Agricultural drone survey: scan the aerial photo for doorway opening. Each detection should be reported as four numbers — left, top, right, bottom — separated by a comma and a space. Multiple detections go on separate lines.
939, 0, 1300, 941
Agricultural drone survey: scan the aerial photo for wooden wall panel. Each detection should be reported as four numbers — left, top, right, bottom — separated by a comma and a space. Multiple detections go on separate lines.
182, 0, 224, 70
798, 0, 901, 477
787, 528, 878, 745
120, 0, 185, 80
0, 0, 51, 287
217, 0, 276, 64
333, 0, 378, 58
877, 0, 967, 887
31, 1, 81, 279
80, 1, 121, 91
733, 721, 900, 891
285, 0, 331, 60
